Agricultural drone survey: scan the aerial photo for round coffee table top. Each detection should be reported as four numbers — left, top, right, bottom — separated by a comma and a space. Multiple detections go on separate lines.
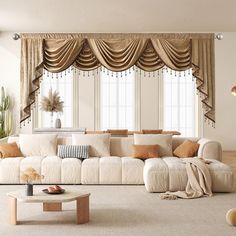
7, 188, 90, 203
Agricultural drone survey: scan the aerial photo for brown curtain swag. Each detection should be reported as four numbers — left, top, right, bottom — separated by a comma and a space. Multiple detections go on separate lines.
20, 33, 215, 125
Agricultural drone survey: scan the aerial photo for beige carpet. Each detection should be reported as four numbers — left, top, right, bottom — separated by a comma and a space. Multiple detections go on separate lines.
0, 185, 235, 236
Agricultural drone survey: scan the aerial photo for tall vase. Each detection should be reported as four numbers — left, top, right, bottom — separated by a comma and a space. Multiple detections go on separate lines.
26, 184, 33, 196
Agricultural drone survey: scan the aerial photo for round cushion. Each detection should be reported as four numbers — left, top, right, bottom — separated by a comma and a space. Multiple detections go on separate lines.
226, 208, 236, 226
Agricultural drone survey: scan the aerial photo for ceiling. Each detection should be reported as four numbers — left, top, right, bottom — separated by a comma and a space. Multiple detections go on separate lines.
0, 0, 236, 33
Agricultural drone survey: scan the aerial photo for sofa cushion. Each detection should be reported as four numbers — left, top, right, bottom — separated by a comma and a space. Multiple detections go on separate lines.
134, 134, 173, 157
132, 144, 159, 159
58, 145, 89, 159
143, 158, 169, 192
81, 157, 100, 184
142, 129, 163, 134
100, 157, 122, 184
61, 158, 82, 184
173, 140, 200, 158
122, 157, 144, 184
41, 156, 62, 184
72, 134, 110, 157
207, 159, 234, 192
162, 157, 188, 191
0, 157, 22, 183
110, 137, 133, 157
19, 134, 57, 157
0, 142, 22, 158
107, 129, 128, 137
20, 156, 45, 184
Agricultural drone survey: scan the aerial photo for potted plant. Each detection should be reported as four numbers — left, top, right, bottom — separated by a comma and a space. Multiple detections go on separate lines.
40, 88, 64, 128
0, 86, 12, 140
20, 167, 44, 196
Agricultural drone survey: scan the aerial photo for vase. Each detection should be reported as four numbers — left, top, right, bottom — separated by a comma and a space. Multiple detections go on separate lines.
55, 118, 61, 128
50, 112, 54, 128
26, 184, 33, 196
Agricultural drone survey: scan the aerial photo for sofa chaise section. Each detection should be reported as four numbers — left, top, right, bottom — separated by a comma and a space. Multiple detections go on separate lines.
144, 157, 234, 193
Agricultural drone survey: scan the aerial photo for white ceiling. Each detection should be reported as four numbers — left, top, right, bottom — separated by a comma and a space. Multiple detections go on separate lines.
0, 0, 236, 33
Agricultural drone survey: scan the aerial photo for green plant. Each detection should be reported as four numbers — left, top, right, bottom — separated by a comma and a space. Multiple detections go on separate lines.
0, 87, 12, 139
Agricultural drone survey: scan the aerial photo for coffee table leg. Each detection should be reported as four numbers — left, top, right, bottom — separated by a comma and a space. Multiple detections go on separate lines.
43, 202, 62, 211
76, 196, 89, 224
8, 197, 17, 225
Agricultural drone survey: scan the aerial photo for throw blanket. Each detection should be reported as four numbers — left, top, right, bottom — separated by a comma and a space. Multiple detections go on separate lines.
160, 158, 212, 200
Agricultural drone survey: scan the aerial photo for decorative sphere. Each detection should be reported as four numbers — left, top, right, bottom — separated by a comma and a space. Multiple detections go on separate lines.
216, 33, 223, 40
226, 208, 236, 226
12, 33, 20, 40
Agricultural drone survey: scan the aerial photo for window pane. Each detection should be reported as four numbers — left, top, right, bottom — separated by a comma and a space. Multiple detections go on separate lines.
163, 67, 197, 137
37, 68, 73, 128
100, 68, 135, 130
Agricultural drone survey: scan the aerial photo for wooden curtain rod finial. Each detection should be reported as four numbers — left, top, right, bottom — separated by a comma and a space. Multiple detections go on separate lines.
231, 86, 236, 96
12, 33, 20, 40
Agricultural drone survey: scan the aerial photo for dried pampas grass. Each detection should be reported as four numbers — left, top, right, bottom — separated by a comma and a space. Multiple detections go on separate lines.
21, 167, 44, 183
40, 88, 64, 113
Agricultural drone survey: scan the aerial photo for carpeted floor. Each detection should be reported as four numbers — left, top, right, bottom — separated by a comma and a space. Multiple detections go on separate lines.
0, 185, 235, 236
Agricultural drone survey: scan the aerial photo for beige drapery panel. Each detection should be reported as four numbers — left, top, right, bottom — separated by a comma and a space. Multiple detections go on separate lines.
20, 33, 215, 125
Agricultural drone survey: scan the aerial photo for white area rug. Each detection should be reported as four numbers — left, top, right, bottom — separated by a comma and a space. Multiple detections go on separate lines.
0, 185, 235, 236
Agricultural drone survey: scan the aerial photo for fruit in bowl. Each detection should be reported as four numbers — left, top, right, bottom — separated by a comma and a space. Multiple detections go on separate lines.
47, 185, 62, 193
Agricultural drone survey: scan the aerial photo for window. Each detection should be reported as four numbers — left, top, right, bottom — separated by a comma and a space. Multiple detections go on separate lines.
36, 69, 73, 128
34, 66, 198, 135
100, 69, 135, 130
162, 68, 197, 136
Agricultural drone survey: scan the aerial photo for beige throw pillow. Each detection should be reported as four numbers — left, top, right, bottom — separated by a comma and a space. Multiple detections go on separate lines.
72, 134, 110, 157
19, 134, 57, 157
134, 134, 173, 157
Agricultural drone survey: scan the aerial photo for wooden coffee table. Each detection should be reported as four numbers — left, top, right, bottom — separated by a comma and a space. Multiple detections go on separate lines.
7, 188, 90, 225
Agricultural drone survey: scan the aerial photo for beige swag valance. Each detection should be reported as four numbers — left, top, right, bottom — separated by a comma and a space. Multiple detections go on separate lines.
20, 33, 215, 125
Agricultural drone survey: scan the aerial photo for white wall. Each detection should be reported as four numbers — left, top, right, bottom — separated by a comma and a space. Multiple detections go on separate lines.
0, 32, 20, 134
1, 31, 236, 150
203, 33, 236, 150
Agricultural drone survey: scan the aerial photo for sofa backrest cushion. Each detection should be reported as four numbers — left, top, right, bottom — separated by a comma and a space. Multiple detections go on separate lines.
72, 134, 111, 157
110, 136, 133, 157
19, 134, 57, 157
134, 134, 173, 157
8, 135, 201, 157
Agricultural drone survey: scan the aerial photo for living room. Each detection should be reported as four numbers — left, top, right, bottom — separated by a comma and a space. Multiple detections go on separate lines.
0, 0, 236, 235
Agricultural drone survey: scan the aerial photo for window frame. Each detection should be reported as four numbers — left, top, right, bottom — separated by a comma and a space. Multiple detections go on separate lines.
158, 70, 202, 137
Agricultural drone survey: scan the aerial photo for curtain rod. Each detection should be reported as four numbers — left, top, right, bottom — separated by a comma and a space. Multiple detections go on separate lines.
12, 32, 224, 40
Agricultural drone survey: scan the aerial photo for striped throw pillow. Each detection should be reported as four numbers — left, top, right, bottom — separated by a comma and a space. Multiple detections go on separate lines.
57, 145, 89, 159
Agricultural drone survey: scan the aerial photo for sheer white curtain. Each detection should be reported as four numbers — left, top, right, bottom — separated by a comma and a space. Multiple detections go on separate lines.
100, 68, 135, 130
162, 68, 197, 137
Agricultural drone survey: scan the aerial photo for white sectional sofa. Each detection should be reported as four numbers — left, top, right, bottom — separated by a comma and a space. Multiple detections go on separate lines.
0, 135, 234, 193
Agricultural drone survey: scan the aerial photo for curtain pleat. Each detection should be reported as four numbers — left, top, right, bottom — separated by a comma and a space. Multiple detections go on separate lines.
151, 38, 191, 71
88, 38, 148, 71
44, 39, 85, 73
20, 33, 215, 125
136, 40, 164, 71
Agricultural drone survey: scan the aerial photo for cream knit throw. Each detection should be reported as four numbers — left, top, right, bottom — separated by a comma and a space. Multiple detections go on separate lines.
160, 158, 212, 200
